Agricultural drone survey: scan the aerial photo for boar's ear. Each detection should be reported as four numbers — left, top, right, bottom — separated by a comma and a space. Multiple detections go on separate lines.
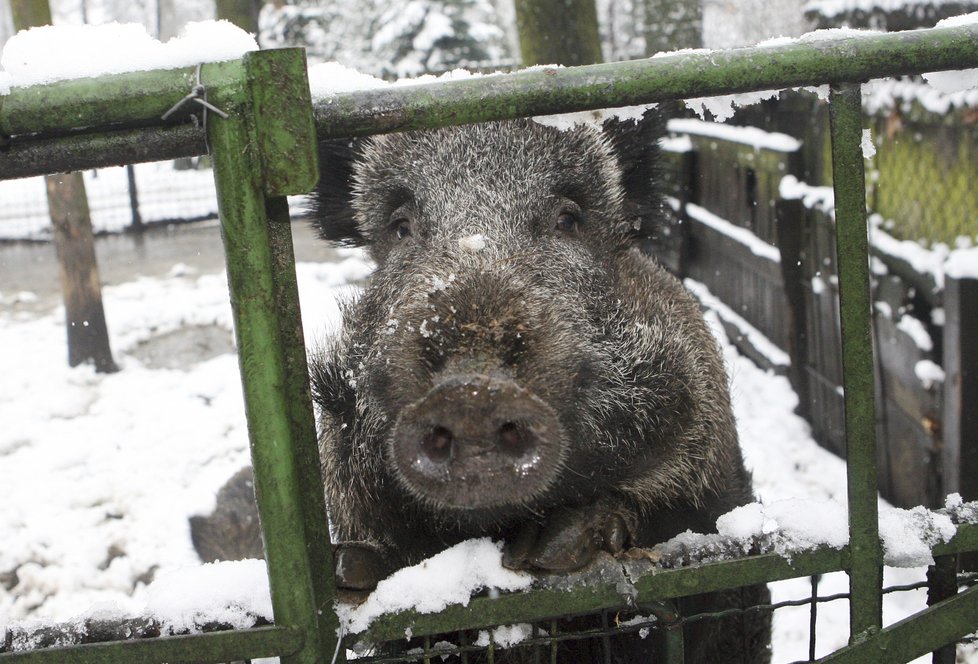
309, 137, 367, 247
602, 108, 667, 243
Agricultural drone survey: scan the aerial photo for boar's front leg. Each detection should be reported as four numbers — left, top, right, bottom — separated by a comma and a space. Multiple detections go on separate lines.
333, 541, 395, 592
502, 505, 633, 572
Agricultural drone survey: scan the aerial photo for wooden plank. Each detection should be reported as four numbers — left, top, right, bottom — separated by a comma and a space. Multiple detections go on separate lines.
943, 275, 978, 508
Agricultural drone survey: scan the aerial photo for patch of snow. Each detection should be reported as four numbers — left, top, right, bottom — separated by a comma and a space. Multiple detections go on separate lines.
868, 214, 949, 289
861, 128, 876, 159
144, 559, 272, 632
878, 506, 956, 568
715, 499, 850, 554
336, 539, 532, 634
914, 360, 944, 390
687, 279, 791, 369
683, 89, 783, 123
684, 203, 782, 264
616, 613, 656, 639
306, 62, 387, 97
660, 134, 693, 153
779, 175, 836, 213
458, 234, 487, 253
474, 623, 536, 648
668, 119, 802, 153
798, 26, 885, 42
532, 104, 653, 131
0, 21, 257, 89
811, 275, 827, 295
428, 274, 455, 293
922, 13, 978, 95
946, 247, 978, 280
863, 77, 978, 117
896, 314, 933, 352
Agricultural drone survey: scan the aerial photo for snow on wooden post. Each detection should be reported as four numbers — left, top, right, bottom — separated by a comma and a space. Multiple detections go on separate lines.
11, 0, 118, 374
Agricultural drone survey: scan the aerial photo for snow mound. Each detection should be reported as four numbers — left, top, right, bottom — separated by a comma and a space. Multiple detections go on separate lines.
879, 506, 956, 568
144, 559, 272, 632
0, 21, 258, 91
337, 538, 532, 635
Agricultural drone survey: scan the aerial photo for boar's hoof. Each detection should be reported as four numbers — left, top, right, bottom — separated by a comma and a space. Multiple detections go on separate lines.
502, 508, 630, 573
334, 541, 393, 592
391, 374, 564, 510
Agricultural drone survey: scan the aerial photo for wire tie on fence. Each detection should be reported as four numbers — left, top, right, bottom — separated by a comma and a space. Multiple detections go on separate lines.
161, 63, 229, 154
330, 624, 346, 664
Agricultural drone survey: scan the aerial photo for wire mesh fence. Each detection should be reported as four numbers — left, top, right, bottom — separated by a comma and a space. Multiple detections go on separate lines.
335, 570, 978, 663
0, 159, 218, 242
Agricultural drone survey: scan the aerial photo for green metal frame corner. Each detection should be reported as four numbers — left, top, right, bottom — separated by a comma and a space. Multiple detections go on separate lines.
206, 47, 338, 664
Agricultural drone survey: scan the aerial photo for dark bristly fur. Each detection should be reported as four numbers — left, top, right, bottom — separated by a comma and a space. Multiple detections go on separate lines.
306, 113, 772, 662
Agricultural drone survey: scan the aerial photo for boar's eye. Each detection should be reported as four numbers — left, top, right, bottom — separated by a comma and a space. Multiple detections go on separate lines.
555, 211, 578, 233
394, 218, 412, 240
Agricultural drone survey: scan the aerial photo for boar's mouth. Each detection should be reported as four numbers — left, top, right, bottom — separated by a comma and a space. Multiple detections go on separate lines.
389, 373, 565, 511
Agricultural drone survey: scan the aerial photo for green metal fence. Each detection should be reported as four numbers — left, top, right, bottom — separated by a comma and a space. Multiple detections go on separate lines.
1, 22, 978, 664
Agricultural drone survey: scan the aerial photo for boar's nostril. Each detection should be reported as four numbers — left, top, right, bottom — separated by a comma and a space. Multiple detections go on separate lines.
497, 421, 533, 457
421, 426, 454, 463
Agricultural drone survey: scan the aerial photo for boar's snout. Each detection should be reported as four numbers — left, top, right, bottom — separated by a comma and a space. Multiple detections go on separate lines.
391, 373, 564, 510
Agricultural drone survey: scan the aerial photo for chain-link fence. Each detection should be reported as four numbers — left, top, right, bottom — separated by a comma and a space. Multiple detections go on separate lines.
0, 160, 218, 242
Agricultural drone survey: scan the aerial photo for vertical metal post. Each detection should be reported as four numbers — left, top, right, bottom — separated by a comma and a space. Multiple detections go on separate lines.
828, 83, 883, 644
205, 49, 340, 663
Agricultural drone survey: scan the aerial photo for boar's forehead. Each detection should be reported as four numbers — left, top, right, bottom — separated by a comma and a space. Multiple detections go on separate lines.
356, 120, 624, 219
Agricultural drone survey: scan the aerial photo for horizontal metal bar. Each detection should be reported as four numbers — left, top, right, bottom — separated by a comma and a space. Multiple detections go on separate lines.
816, 583, 978, 664
0, 625, 303, 664
357, 547, 849, 642
2, 23, 977, 179
0, 60, 245, 139
934, 521, 978, 557
356, 521, 978, 643
313, 22, 978, 137
0, 124, 205, 180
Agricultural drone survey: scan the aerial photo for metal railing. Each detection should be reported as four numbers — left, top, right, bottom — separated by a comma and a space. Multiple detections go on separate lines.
1, 21, 978, 664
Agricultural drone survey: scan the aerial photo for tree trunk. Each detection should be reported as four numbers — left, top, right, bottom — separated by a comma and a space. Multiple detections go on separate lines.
215, 0, 261, 36
513, 0, 603, 66
10, 0, 50, 27
46, 174, 118, 373
12, 0, 118, 373
644, 0, 702, 55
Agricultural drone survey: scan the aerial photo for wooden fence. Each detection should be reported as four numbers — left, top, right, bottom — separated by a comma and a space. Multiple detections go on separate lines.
660, 115, 978, 511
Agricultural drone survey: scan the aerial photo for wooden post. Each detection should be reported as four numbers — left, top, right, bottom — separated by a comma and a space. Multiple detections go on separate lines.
943, 274, 978, 505
12, 0, 118, 373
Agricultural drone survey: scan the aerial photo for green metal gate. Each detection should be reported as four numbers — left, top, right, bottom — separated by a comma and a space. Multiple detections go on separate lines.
1, 22, 977, 664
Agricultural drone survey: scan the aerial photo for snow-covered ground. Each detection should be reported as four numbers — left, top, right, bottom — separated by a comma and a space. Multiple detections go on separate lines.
0, 230, 971, 662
